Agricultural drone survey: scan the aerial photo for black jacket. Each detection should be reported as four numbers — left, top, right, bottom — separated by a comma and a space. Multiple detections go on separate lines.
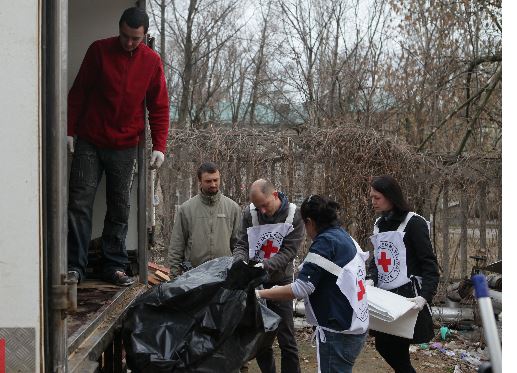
233, 193, 305, 285
367, 210, 440, 343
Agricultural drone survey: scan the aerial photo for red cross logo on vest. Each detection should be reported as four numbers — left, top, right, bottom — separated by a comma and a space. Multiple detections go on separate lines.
357, 280, 366, 301
261, 240, 279, 259
377, 251, 392, 272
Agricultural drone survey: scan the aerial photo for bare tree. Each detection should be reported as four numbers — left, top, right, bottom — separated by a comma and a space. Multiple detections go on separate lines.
248, 0, 273, 126
164, 0, 246, 127
385, 0, 501, 154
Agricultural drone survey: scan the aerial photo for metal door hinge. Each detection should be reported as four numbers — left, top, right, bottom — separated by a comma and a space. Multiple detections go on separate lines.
52, 273, 78, 313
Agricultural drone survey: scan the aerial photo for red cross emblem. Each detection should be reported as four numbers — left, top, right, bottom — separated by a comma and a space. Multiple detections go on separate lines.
377, 251, 392, 272
261, 240, 279, 259
357, 280, 366, 301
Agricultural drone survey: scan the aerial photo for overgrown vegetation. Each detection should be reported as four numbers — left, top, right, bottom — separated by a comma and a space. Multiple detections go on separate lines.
145, 0, 502, 283
152, 126, 501, 282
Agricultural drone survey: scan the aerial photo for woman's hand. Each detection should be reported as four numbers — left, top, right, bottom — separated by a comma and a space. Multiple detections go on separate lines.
408, 296, 427, 311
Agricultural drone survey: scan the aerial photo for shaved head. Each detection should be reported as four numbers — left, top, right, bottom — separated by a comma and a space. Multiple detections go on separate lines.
250, 179, 275, 198
250, 179, 280, 216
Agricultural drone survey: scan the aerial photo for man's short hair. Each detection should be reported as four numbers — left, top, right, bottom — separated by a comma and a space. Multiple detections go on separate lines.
197, 162, 220, 180
119, 7, 149, 33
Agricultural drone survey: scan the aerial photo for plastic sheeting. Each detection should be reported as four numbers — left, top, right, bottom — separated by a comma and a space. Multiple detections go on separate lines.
122, 257, 281, 372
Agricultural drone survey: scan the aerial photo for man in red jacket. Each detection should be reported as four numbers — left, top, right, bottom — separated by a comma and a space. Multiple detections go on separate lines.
67, 7, 169, 286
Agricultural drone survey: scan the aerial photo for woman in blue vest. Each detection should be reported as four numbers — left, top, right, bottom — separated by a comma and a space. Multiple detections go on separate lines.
256, 195, 369, 373
367, 175, 440, 373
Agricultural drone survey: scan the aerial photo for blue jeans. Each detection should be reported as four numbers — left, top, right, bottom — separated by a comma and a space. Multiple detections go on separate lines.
317, 330, 367, 373
67, 138, 137, 280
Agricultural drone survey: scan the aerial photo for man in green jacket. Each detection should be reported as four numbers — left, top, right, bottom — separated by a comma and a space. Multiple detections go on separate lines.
168, 162, 242, 278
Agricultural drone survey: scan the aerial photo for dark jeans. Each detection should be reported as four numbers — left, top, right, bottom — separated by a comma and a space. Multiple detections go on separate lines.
68, 138, 137, 280
317, 330, 367, 373
375, 332, 417, 373
256, 298, 301, 373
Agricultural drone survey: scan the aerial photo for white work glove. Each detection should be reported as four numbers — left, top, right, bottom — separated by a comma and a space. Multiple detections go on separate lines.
149, 150, 165, 169
408, 296, 427, 311
67, 136, 75, 153
255, 289, 262, 299
365, 279, 374, 287
253, 263, 264, 268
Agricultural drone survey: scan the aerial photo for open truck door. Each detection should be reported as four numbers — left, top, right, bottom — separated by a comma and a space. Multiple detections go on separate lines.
1, 1, 151, 372
65, 1, 151, 372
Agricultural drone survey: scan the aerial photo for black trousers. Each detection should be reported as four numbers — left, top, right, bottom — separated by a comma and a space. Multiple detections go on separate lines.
256, 298, 301, 373
68, 138, 137, 280
374, 332, 416, 373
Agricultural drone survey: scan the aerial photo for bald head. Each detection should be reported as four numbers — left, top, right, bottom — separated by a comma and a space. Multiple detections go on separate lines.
250, 179, 275, 198
250, 179, 281, 216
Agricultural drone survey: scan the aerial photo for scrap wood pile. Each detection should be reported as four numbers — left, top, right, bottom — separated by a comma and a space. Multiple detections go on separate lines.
147, 261, 170, 285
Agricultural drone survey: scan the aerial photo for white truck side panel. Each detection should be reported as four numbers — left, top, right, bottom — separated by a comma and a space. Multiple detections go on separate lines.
0, 0, 41, 370
0, 0, 41, 326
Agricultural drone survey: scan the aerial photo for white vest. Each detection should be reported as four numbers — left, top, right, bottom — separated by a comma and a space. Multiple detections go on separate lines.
302, 237, 369, 334
370, 212, 429, 290
247, 203, 297, 262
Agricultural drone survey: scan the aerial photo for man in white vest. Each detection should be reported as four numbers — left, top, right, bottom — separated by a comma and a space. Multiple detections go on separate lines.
233, 179, 305, 373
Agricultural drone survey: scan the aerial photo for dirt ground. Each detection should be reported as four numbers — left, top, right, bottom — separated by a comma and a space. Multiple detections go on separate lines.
147, 250, 486, 372
247, 328, 478, 373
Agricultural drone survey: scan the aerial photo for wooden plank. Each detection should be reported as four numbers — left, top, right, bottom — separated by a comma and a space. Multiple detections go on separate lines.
147, 274, 161, 286
148, 261, 170, 275
77, 281, 121, 290
155, 270, 170, 282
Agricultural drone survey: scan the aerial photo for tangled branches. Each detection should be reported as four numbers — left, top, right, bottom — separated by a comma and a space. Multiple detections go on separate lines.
155, 124, 500, 270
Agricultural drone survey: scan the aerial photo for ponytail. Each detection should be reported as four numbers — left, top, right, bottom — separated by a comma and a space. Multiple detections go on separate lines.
301, 195, 341, 232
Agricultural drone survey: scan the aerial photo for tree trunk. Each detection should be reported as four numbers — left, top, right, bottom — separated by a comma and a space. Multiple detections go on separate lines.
460, 189, 468, 278
249, 5, 270, 126
329, 14, 340, 118
177, 0, 197, 128
442, 182, 450, 284
479, 182, 487, 257
160, 0, 166, 61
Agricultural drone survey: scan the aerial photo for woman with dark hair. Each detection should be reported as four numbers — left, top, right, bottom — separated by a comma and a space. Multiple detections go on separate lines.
368, 175, 440, 373
256, 195, 369, 373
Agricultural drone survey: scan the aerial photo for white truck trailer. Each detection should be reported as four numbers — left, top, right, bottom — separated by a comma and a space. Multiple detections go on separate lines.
0, 1, 155, 371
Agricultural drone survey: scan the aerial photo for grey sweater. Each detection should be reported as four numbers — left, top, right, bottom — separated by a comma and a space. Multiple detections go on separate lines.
168, 191, 241, 277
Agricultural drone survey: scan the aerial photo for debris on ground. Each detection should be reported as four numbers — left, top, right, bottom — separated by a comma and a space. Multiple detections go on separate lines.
147, 261, 170, 285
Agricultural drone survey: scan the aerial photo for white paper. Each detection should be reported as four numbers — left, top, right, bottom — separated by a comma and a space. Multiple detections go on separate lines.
366, 285, 420, 339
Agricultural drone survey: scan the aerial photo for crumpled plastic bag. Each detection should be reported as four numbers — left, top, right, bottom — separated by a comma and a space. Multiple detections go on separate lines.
122, 257, 281, 372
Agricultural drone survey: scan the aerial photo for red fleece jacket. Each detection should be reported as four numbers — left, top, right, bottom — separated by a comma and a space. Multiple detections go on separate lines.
68, 37, 169, 153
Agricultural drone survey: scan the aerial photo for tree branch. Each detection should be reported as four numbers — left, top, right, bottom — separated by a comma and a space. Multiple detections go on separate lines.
455, 64, 501, 156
